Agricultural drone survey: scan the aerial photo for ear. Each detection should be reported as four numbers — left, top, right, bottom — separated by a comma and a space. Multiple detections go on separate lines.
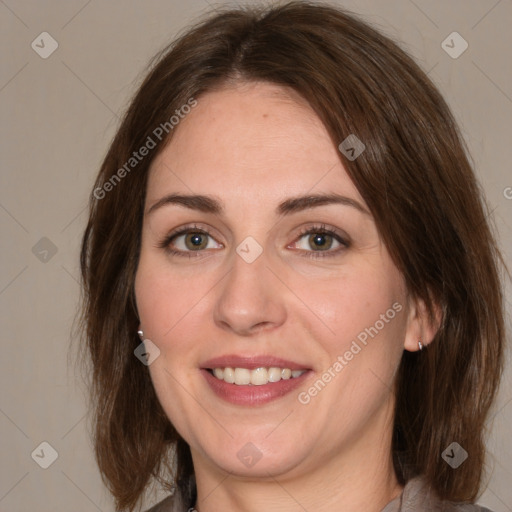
403, 294, 442, 352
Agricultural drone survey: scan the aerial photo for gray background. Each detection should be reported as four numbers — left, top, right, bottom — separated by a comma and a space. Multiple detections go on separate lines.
0, 0, 511, 510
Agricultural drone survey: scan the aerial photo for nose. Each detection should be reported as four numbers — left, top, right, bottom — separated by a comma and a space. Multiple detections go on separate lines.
213, 249, 287, 337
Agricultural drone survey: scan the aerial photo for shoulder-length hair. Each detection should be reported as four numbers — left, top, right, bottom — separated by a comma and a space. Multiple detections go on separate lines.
78, 1, 506, 510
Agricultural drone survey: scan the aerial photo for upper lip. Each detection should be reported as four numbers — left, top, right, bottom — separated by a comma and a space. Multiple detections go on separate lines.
201, 355, 310, 371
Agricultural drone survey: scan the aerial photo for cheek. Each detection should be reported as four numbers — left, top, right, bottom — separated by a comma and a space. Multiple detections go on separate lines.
134, 253, 213, 341
301, 267, 406, 422
293, 264, 406, 351
295, 275, 407, 410
135, 258, 210, 435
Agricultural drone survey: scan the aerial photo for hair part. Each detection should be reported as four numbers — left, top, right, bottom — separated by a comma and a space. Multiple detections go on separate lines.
78, 1, 506, 510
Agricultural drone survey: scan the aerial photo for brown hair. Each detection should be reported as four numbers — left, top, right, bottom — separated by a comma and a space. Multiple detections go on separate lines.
78, 1, 507, 510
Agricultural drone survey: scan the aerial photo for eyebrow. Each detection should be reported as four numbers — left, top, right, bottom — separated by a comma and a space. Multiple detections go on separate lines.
147, 192, 370, 217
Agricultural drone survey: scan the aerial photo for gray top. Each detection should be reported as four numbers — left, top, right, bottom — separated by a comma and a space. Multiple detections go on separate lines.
146, 476, 494, 512
381, 476, 493, 512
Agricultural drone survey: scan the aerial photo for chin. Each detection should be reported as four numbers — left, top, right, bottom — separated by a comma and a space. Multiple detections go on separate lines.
202, 442, 309, 479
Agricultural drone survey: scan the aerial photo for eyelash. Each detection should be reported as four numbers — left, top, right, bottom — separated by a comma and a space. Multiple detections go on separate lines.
157, 223, 350, 259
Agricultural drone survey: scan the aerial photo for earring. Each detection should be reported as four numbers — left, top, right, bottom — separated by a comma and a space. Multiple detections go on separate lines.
418, 340, 424, 351
137, 330, 144, 340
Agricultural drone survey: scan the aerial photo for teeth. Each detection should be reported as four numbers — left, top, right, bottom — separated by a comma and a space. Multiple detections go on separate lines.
223, 367, 235, 384
281, 368, 292, 380
211, 367, 306, 385
268, 367, 282, 382
251, 367, 268, 385
234, 368, 251, 385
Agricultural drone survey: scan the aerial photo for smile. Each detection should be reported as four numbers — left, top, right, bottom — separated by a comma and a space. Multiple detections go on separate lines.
200, 355, 311, 405
210, 367, 307, 385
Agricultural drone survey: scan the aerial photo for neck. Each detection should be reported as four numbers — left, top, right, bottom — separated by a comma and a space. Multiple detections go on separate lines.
193, 458, 402, 512
191, 405, 403, 512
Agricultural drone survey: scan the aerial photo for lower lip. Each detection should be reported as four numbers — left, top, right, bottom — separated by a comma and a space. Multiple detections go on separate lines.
201, 369, 311, 406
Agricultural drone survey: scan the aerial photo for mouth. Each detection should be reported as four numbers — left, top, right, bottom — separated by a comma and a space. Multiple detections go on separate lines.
200, 355, 312, 405
208, 367, 306, 385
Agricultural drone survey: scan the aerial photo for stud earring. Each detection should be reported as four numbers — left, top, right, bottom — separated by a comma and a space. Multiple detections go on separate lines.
418, 340, 424, 351
137, 330, 144, 340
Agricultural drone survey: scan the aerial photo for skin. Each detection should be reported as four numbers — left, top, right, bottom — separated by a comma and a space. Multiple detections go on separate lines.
134, 81, 437, 512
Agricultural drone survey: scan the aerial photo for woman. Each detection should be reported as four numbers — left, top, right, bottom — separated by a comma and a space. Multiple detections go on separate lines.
79, 2, 506, 511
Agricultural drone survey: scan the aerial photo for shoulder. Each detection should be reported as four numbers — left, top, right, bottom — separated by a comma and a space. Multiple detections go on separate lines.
382, 476, 496, 512
438, 504, 494, 511
450, 505, 494, 512
144, 494, 190, 512
145, 475, 197, 512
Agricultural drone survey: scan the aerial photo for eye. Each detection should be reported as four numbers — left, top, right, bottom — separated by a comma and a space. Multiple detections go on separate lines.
158, 225, 223, 257
158, 223, 349, 259
290, 225, 349, 258
172, 231, 220, 251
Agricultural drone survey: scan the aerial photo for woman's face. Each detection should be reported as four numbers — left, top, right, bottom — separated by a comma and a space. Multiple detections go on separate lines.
135, 82, 415, 481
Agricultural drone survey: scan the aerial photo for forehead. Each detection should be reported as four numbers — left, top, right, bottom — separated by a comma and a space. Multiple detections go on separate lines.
146, 82, 363, 210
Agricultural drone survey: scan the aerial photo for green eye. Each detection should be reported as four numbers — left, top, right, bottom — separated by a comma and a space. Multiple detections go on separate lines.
305, 232, 337, 251
183, 232, 210, 250
291, 225, 349, 258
